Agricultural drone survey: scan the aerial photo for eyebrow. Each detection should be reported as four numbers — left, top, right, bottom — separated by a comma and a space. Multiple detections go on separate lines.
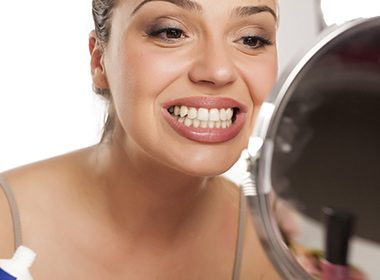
232, 5, 277, 21
132, 0, 277, 22
132, 0, 202, 15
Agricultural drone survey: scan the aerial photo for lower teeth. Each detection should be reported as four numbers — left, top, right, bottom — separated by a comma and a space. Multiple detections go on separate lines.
177, 116, 232, 129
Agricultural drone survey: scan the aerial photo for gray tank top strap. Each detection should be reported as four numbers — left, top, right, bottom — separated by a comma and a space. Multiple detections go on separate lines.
0, 175, 23, 249
231, 186, 247, 280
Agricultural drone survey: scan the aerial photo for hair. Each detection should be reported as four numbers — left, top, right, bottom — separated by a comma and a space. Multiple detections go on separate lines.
92, 0, 118, 141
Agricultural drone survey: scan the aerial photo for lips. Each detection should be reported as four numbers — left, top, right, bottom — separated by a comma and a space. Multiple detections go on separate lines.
162, 97, 247, 143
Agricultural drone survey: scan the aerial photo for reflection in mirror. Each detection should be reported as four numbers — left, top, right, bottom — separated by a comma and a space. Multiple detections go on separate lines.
246, 17, 380, 280
272, 20, 380, 279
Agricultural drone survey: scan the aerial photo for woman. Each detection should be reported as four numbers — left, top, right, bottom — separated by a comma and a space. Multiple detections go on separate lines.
0, 0, 280, 279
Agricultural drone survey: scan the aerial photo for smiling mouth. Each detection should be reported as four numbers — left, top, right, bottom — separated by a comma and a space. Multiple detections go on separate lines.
167, 105, 240, 129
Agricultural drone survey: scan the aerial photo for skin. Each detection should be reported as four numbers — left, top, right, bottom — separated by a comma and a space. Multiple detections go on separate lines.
95, 0, 278, 177
0, 0, 280, 279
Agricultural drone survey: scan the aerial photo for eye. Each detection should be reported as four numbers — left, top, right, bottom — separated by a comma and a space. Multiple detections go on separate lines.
146, 27, 187, 42
238, 36, 273, 49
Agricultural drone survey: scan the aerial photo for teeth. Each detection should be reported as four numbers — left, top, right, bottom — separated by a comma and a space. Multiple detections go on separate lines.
180, 106, 188, 118
226, 108, 233, 120
209, 109, 220, 121
220, 109, 227, 121
174, 106, 180, 116
184, 118, 192, 127
188, 107, 197, 119
174, 116, 233, 129
197, 108, 209, 121
193, 119, 200, 128
169, 105, 237, 124
200, 121, 208, 128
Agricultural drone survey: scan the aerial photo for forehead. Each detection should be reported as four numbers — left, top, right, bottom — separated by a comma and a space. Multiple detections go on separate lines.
128, 0, 277, 4
126, 0, 278, 14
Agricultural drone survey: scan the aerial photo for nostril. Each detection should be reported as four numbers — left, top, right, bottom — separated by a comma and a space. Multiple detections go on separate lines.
198, 80, 218, 86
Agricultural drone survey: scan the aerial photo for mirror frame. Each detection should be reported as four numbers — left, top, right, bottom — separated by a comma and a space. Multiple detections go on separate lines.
241, 16, 380, 279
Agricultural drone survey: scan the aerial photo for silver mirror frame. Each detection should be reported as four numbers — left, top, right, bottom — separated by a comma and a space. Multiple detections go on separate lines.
241, 16, 380, 279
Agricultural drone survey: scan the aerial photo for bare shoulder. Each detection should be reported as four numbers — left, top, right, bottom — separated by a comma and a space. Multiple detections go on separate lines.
0, 146, 96, 257
2, 146, 96, 191
1, 145, 97, 211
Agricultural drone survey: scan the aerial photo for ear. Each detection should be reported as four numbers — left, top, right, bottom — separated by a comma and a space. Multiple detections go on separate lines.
89, 30, 109, 90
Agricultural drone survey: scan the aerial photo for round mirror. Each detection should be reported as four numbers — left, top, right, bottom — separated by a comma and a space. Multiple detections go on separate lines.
243, 17, 380, 279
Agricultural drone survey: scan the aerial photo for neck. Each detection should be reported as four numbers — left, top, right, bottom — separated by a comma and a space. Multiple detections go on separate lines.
86, 135, 216, 245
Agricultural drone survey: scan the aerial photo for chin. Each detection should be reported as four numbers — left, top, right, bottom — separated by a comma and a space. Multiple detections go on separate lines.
171, 154, 240, 178
161, 140, 247, 178
178, 166, 232, 178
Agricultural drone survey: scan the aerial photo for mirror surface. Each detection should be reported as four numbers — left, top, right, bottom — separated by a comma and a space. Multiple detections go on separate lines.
246, 17, 380, 280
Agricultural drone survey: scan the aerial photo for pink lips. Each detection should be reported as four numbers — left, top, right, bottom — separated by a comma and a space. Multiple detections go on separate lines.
162, 97, 247, 144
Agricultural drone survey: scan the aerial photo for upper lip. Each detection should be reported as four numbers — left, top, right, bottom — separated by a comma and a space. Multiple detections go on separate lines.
162, 96, 247, 112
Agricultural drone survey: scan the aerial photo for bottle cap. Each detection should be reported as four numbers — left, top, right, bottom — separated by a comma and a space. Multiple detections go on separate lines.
12, 246, 36, 268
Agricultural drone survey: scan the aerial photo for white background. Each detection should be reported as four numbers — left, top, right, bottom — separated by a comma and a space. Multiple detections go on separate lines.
0, 1, 101, 170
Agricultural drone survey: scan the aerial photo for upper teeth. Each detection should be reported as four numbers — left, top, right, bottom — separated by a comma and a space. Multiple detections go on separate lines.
170, 105, 234, 122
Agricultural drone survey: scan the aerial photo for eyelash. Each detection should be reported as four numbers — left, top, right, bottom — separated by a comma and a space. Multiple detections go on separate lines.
239, 36, 273, 49
146, 27, 187, 42
146, 26, 273, 50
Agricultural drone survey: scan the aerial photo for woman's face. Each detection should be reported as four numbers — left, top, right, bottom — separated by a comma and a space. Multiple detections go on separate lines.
96, 0, 278, 176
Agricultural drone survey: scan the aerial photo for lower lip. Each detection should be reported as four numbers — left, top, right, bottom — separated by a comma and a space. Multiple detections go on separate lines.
162, 109, 247, 144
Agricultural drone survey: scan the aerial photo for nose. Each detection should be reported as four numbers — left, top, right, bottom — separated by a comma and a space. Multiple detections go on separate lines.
188, 39, 237, 89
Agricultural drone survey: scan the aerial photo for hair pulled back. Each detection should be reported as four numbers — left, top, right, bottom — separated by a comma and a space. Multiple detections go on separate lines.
92, 0, 117, 140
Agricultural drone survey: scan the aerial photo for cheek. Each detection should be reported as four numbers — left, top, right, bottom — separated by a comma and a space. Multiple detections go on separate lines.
237, 52, 278, 129
104, 40, 194, 137
109, 44, 192, 106
243, 55, 278, 105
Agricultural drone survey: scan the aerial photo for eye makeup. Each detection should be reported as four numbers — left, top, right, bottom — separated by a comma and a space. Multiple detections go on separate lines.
246, 36, 273, 49
143, 17, 190, 44
132, 2, 276, 52
231, 24, 275, 54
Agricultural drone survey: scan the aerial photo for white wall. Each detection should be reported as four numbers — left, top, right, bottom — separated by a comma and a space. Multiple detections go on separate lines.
0, 1, 103, 171
0, 0, 321, 172
277, 0, 322, 72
